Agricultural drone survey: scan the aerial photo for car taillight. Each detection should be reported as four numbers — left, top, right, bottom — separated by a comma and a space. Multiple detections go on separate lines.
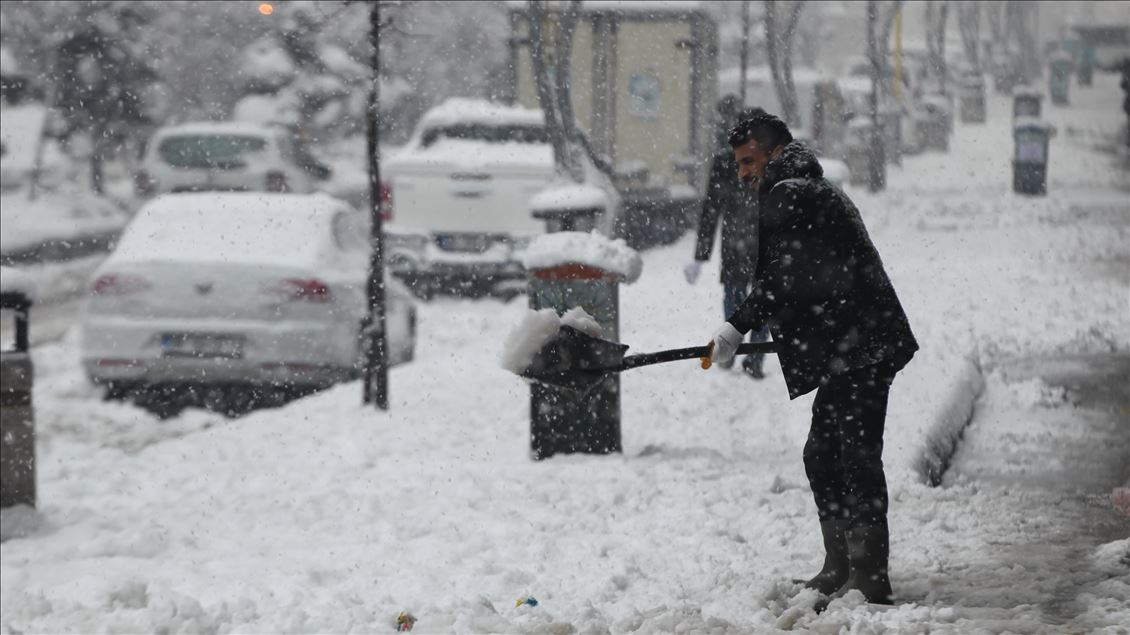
90, 273, 151, 295
380, 182, 393, 222
134, 170, 156, 197
261, 278, 332, 302
266, 171, 289, 193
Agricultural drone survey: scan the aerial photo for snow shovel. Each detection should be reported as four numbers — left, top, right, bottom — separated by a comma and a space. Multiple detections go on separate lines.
520, 325, 778, 395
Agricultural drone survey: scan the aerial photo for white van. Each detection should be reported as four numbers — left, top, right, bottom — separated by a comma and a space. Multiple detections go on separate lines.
381, 98, 620, 299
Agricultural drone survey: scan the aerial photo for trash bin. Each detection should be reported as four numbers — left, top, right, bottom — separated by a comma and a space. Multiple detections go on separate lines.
520, 230, 641, 460
1012, 87, 1044, 121
1013, 118, 1054, 196
916, 95, 951, 152
959, 72, 987, 123
1, 273, 36, 510
844, 118, 873, 186
878, 107, 902, 165
1049, 51, 1072, 106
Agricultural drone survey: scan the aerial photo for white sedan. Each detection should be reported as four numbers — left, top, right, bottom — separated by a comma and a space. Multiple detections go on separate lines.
80, 192, 415, 408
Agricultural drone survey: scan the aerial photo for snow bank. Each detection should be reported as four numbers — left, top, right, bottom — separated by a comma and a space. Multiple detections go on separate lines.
0, 266, 36, 301
529, 181, 609, 213
0, 188, 130, 255
500, 307, 601, 375
521, 231, 643, 283
907, 353, 985, 485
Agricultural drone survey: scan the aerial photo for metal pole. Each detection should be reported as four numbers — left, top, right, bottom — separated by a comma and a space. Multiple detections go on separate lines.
893, 6, 902, 102
363, 0, 389, 410
739, 0, 750, 105
867, 0, 886, 192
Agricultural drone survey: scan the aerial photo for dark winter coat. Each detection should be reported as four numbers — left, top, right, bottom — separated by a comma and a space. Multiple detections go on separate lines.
694, 151, 759, 283
728, 141, 918, 399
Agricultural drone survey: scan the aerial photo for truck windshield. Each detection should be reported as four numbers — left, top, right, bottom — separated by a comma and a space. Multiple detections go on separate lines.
420, 124, 548, 147
158, 135, 268, 169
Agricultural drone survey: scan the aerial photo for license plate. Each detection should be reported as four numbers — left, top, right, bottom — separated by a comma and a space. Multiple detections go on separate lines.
436, 234, 491, 253
161, 333, 244, 359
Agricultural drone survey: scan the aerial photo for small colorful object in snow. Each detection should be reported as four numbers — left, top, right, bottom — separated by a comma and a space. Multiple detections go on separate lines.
396, 611, 416, 632
515, 596, 539, 607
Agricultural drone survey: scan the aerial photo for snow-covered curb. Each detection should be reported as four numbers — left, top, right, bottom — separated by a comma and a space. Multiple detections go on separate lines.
908, 353, 986, 486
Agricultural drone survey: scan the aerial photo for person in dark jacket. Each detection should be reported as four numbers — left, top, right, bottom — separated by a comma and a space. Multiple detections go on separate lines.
706, 112, 918, 605
686, 99, 770, 378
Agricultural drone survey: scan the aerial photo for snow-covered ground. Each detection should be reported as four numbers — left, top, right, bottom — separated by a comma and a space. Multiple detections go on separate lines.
1, 75, 1127, 633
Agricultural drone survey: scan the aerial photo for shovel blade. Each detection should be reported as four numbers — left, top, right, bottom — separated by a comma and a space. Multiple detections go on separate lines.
521, 326, 628, 393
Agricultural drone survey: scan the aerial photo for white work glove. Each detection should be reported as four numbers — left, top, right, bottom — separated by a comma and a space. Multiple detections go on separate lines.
683, 260, 703, 284
708, 322, 743, 366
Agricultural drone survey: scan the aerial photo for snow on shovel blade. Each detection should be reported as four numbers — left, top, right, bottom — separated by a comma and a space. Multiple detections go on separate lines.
520, 325, 629, 394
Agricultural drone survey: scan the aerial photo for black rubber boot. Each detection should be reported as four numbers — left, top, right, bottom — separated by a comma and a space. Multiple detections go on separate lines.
802, 519, 851, 594
843, 520, 895, 604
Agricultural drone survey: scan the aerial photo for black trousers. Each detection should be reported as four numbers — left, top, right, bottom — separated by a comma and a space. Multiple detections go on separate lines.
803, 360, 898, 528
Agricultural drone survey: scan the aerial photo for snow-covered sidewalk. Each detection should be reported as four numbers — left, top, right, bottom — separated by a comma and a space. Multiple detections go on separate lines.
1, 77, 1127, 633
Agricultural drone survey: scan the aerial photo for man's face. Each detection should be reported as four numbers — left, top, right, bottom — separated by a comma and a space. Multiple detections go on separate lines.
734, 139, 784, 191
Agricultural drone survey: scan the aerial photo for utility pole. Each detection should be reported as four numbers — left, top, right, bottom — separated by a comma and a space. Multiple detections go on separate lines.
739, 0, 750, 105
363, 0, 389, 410
867, 0, 886, 192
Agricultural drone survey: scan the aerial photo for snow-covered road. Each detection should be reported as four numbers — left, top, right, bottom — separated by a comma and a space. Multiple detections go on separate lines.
1, 76, 1127, 634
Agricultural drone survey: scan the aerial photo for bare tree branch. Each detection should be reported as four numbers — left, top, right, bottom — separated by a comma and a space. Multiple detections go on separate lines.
763, 0, 804, 127
957, 1, 980, 71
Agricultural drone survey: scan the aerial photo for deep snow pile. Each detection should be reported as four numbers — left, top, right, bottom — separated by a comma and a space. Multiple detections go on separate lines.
1, 77, 1127, 634
500, 307, 603, 375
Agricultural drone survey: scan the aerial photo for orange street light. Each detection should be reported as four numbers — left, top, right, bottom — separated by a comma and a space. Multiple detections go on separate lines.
258, 3, 274, 16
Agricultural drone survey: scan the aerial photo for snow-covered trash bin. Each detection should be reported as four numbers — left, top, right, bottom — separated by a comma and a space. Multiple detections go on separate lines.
1049, 51, 1072, 106
916, 94, 952, 152
959, 70, 987, 124
530, 181, 610, 233
1012, 86, 1044, 121
519, 231, 641, 460
1013, 117, 1056, 196
0, 266, 36, 510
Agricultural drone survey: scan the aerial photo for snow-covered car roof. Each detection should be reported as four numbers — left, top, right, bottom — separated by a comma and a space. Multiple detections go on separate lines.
414, 98, 544, 133
108, 192, 350, 269
504, 1, 703, 14
151, 121, 287, 140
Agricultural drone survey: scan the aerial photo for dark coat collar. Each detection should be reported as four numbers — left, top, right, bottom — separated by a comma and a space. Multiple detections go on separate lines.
759, 141, 824, 196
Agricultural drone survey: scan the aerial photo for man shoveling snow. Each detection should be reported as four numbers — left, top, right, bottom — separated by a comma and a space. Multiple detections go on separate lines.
704, 111, 919, 605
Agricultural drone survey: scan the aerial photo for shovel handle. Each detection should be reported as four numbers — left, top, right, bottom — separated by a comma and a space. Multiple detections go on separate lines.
618, 342, 777, 372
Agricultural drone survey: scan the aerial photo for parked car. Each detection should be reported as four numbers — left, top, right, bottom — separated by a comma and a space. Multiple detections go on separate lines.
134, 122, 332, 198
80, 192, 415, 415
380, 98, 621, 299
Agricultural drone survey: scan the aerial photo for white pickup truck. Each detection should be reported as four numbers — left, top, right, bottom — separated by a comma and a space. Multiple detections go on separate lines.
381, 98, 620, 299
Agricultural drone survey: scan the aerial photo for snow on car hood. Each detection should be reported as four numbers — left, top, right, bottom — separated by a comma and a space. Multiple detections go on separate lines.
385, 139, 555, 176
107, 193, 340, 270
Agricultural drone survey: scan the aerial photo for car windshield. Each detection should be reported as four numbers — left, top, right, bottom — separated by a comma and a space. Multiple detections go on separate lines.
419, 124, 548, 147
157, 134, 268, 169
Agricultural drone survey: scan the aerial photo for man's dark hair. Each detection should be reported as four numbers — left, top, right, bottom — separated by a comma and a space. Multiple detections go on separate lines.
728, 111, 793, 150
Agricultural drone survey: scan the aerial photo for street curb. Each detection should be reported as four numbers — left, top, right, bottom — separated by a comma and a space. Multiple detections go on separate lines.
914, 353, 986, 487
